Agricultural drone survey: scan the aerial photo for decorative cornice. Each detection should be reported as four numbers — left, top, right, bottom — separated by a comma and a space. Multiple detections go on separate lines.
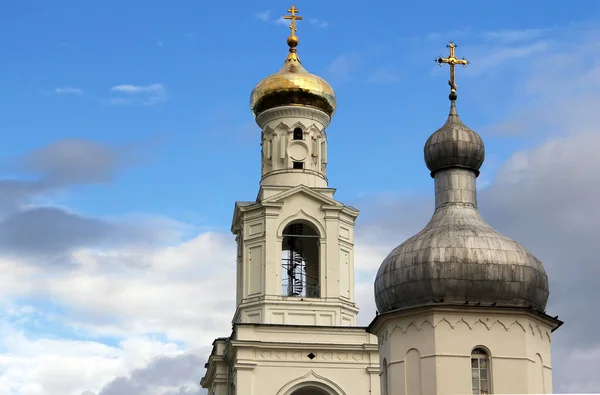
366, 367, 380, 374
266, 184, 341, 207
261, 168, 327, 181
234, 360, 257, 371
368, 304, 562, 334
256, 106, 331, 130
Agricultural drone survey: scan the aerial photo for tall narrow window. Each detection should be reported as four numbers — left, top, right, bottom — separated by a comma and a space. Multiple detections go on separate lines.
471, 348, 491, 394
281, 222, 320, 298
293, 127, 303, 140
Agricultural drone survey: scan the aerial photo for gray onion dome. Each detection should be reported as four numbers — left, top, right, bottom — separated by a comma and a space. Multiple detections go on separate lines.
424, 100, 485, 177
374, 99, 549, 314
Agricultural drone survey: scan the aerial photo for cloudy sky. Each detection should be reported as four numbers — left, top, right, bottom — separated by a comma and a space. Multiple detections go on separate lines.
1, 0, 600, 394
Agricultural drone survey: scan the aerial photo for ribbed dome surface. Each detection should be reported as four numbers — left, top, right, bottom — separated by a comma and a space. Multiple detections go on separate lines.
374, 203, 549, 313
250, 52, 336, 117
424, 101, 485, 176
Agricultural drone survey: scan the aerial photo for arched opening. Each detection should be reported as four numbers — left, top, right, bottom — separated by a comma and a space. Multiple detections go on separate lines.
293, 127, 304, 140
471, 347, 491, 394
290, 387, 329, 395
282, 222, 320, 297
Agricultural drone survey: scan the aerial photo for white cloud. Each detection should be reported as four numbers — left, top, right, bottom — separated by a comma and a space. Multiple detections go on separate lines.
0, 231, 235, 394
367, 67, 402, 84
482, 28, 547, 43
472, 41, 549, 72
107, 84, 166, 106
426, 28, 470, 42
0, 320, 186, 395
255, 10, 325, 29
324, 53, 361, 80
54, 87, 85, 96
273, 16, 289, 26
254, 10, 271, 22
309, 18, 328, 28
110, 84, 164, 94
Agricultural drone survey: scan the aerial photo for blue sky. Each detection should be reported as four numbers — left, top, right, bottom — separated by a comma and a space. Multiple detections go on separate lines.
1, 0, 596, 228
1, 1, 600, 394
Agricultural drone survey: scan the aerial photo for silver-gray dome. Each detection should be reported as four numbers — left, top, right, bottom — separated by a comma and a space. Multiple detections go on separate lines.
424, 101, 485, 176
374, 203, 549, 313
374, 100, 549, 314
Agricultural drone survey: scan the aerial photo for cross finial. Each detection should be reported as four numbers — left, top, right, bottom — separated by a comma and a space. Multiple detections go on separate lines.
435, 41, 470, 100
283, 5, 303, 37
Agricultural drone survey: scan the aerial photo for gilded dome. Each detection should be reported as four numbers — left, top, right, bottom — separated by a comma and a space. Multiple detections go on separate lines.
250, 38, 336, 117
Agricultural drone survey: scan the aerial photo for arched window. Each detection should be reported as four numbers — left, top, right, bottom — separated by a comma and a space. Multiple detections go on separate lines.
293, 127, 303, 140
471, 348, 491, 394
282, 222, 320, 298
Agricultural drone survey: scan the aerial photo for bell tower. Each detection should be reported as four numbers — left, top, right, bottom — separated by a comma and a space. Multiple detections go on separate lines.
201, 6, 380, 395
232, 5, 358, 326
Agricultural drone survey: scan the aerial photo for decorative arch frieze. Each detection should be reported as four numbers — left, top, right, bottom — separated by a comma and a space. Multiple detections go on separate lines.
454, 318, 471, 329
307, 124, 321, 135
276, 370, 347, 395
290, 121, 308, 132
275, 122, 290, 134
508, 321, 526, 332
386, 316, 547, 342
263, 126, 275, 136
472, 319, 490, 331
487, 319, 508, 331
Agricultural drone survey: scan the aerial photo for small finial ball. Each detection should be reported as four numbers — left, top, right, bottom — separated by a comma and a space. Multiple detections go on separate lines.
449, 91, 458, 101
287, 35, 299, 48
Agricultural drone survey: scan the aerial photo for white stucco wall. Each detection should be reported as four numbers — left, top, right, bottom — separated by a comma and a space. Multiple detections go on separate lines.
374, 307, 556, 395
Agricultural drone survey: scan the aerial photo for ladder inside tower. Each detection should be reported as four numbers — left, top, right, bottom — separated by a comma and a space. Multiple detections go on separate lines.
286, 223, 305, 296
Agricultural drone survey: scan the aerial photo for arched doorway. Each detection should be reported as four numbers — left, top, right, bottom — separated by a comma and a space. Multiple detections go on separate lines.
290, 387, 329, 395
276, 371, 345, 395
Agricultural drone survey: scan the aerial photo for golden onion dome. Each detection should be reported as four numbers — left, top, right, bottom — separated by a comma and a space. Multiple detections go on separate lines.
250, 30, 336, 117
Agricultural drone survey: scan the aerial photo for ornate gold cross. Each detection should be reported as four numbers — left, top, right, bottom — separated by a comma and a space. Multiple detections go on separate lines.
435, 41, 469, 93
284, 5, 303, 36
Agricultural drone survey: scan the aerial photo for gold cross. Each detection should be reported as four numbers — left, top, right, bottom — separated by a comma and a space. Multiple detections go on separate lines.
283, 5, 303, 36
435, 41, 469, 93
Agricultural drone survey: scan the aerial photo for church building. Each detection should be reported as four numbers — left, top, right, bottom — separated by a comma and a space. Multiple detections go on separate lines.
201, 5, 562, 395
